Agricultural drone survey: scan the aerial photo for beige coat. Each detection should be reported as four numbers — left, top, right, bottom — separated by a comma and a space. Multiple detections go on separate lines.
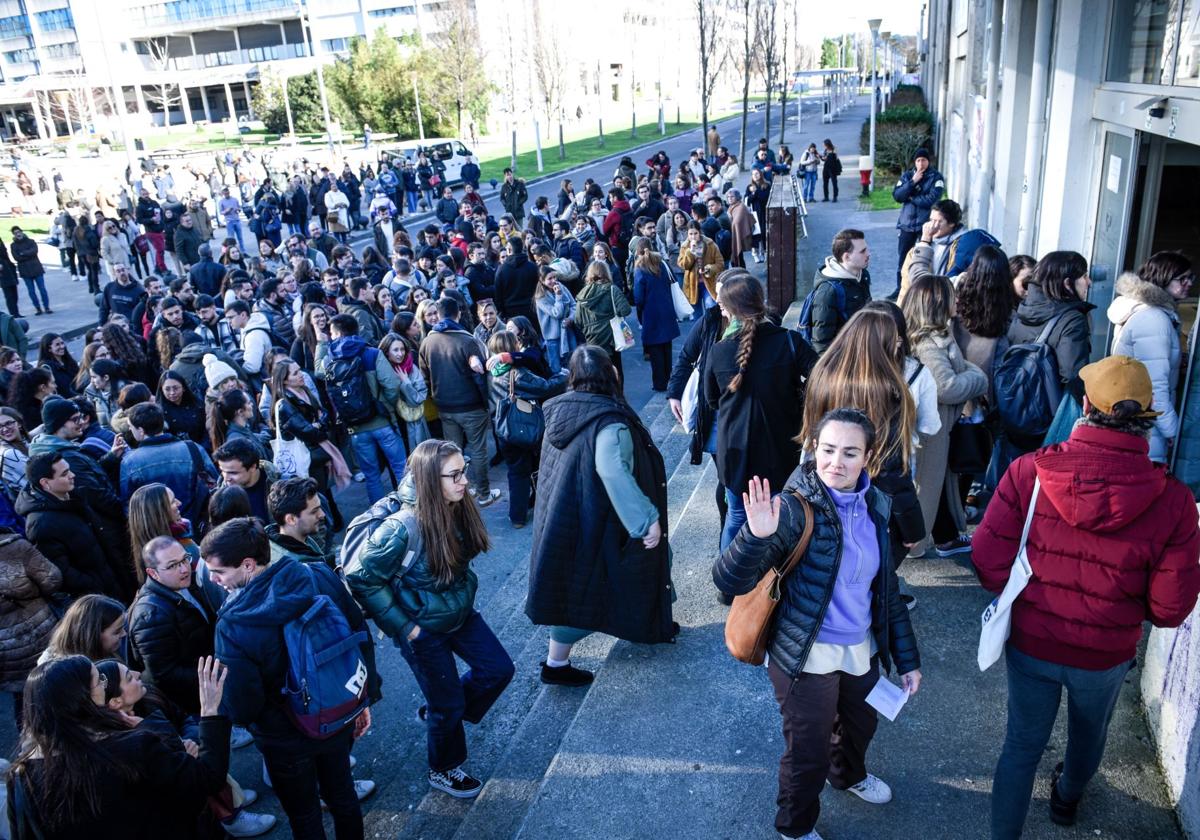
677, 237, 725, 305
910, 331, 988, 554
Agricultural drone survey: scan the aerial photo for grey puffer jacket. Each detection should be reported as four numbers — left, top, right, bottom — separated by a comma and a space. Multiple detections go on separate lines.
1108, 272, 1180, 462
711, 461, 920, 679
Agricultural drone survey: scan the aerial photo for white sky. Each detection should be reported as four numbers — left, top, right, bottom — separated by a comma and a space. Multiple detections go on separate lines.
793, 0, 926, 43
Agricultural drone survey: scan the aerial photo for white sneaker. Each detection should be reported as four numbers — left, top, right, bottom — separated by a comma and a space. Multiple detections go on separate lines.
230, 725, 253, 749
222, 811, 277, 837
349, 753, 357, 770
781, 832, 823, 840
846, 773, 892, 804
319, 779, 376, 811
240, 788, 258, 807
476, 488, 501, 508
353, 471, 366, 482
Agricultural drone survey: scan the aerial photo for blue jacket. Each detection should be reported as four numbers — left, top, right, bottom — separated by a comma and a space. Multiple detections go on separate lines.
892, 167, 945, 232
188, 257, 226, 298
633, 264, 682, 346
215, 556, 381, 749
119, 433, 217, 524
751, 159, 789, 183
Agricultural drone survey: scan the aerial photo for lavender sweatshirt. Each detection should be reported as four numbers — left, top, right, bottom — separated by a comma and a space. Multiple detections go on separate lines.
815, 473, 881, 646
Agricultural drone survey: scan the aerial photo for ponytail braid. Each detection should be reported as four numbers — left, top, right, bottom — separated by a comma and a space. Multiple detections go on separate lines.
727, 318, 758, 392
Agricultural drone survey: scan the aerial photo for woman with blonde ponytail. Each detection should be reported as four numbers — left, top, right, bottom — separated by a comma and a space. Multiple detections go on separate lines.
703, 270, 818, 551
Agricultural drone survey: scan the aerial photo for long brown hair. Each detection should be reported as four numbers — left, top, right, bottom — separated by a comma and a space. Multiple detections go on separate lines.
901, 274, 954, 346
407, 440, 490, 584
43, 595, 127, 662
127, 483, 175, 584
798, 308, 916, 475
634, 239, 662, 275
715, 269, 764, 393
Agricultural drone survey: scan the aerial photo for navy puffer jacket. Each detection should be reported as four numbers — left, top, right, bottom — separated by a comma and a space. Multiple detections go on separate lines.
712, 461, 920, 679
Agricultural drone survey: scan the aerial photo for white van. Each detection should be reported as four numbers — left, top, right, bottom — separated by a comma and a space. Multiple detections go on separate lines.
379, 138, 475, 185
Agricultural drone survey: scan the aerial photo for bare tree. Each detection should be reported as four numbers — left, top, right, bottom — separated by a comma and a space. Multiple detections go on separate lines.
142, 38, 184, 126
45, 68, 103, 135
432, 0, 491, 139
777, 0, 791, 145
531, 0, 568, 156
756, 0, 779, 143
696, 0, 728, 149
738, 0, 753, 165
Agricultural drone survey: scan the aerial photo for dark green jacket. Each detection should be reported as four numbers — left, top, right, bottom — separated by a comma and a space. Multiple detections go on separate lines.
343, 476, 478, 640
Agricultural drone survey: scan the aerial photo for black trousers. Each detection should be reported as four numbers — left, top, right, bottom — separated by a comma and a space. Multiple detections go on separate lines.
645, 342, 672, 391
894, 229, 921, 294
822, 172, 839, 201
261, 727, 362, 840
769, 656, 880, 838
2, 283, 19, 316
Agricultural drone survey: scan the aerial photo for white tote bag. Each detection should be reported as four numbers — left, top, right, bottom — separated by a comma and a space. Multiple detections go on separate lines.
977, 478, 1040, 671
680, 367, 701, 433
271, 400, 312, 480
608, 286, 636, 352
670, 279, 694, 320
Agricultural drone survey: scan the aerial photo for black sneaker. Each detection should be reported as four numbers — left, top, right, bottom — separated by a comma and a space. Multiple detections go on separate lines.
540, 661, 594, 686
1049, 762, 1079, 826
935, 535, 972, 557
427, 766, 483, 799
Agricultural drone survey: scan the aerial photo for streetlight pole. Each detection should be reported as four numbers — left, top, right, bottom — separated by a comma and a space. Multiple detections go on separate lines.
296, 0, 335, 155
412, 75, 425, 141
868, 18, 881, 192
880, 31, 890, 112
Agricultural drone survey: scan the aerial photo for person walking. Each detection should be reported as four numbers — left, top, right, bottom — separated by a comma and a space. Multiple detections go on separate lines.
726, 190, 755, 269
901, 275, 987, 558
889, 148, 945, 298
631, 241, 681, 392
527, 346, 676, 686
1106, 251, 1192, 463
345, 439, 513, 799
973, 355, 1200, 839
9, 226, 50, 315
677, 221, 725, 314
499, 168, 528, 225
713, 407, 922, 840
574, 261, 633, 389
820, 139, 841, 202
704, 270, 817, 552
204, 517, 381, 840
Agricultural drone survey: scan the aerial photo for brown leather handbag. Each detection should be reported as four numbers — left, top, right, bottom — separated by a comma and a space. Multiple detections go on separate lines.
724, 491, 815, 665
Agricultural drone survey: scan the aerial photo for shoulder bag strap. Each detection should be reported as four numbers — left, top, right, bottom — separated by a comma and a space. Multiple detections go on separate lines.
906, 361, 924, 386
774, 491, 815, 579
1017, 477, 1041, 555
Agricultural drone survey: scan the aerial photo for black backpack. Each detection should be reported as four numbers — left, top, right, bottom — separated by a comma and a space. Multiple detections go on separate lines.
324, 353, 377, 427
992, 313, 1066, 437
617, 209, 636, 249
826, 152, 842, 176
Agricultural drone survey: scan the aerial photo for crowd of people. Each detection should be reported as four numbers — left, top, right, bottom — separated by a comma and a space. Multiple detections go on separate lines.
0, 133, 1193, 840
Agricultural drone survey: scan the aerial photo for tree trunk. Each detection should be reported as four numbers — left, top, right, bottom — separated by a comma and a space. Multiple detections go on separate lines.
739, 0, 751, 165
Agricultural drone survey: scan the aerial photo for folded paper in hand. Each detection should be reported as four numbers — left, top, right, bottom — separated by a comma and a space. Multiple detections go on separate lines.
865, 676, 910, 722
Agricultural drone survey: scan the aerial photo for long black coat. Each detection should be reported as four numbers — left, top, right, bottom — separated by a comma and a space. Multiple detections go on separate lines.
703, 322, 817, 496
712, 461, 921, 679
128, 579, 218, 714
667, 307, 725, 466
494, 252, 540, 328
527, 391, 673, 644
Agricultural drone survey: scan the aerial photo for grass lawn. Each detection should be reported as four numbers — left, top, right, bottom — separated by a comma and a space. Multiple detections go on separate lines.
478, 119, 703, 185
0, 215, 51, 241
859, 187, 901, 211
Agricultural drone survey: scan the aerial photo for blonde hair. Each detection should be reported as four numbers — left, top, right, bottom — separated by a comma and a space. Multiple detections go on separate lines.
901, 274, 954, 346
584, 260, 612, 285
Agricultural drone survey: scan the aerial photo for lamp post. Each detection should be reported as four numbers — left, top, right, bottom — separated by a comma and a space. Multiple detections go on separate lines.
868, 18, 881, 192
879, 31, 891, 112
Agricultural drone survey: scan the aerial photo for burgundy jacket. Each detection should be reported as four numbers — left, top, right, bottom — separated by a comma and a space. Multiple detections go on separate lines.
973, 424, 1200, 670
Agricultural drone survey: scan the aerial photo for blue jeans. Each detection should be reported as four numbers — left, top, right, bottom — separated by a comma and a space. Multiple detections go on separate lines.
398, 610, 514, 771
405, 190, 419, 213
23, 274, 48, 311
350, 423, 407, 503
224, 220, 244, 250
720, 487, 748, 552
803, 170, 818, 201
545, 338, 561, 372
991, 645, 1131, 839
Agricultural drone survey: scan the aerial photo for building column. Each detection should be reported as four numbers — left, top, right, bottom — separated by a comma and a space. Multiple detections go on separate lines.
134, 85, 148, 117
242, 81, 254, 119
223, 82, 235, 121
199, 86, 212, 122
181, 86, 193, 124
31, 93, 49, 139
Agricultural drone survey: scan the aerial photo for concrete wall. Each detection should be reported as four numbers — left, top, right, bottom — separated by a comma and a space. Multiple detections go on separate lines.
1141, 507, 1200, 838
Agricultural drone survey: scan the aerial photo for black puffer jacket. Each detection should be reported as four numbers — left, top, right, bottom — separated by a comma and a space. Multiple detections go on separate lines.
667, 307, 724, 465
14, 487, 124, 600
1006, 282, 1094, 401
712, 461, 920, 679
128, 578, 218, 714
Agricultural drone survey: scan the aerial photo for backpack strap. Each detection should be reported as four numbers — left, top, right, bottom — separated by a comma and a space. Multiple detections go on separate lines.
906, 361, 925, 386
1034, 311, 1069, 345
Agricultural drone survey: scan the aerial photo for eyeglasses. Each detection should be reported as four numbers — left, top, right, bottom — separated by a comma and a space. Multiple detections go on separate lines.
159, 556, 191, 574
97, 671, 108, 689
0, 421, 17, 431
440, 455, 472, 484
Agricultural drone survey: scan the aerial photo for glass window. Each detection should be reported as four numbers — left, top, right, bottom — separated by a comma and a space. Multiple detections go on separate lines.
35, 9, 74, 33
429, 143, 452, 160
1107, 0, 1178, 84
1176, 0, 1200, 86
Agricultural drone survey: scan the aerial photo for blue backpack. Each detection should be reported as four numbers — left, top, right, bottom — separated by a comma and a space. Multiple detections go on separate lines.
992, 313, 1067, 437
281, 565, 371, 739
797, 279, 848, 344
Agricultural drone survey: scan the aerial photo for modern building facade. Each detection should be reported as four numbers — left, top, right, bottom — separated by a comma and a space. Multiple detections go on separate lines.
923, 2, 1200, 833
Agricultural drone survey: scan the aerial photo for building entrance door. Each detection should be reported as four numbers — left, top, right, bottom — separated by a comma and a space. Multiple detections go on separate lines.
1088, 128, 1138, 361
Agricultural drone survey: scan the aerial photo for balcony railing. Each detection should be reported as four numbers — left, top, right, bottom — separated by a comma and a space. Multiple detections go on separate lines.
131, 0, 295, 30
142, 41, 308, 72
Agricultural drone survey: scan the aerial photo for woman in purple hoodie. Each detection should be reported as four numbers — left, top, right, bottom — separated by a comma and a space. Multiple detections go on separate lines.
713, 407, 922, 840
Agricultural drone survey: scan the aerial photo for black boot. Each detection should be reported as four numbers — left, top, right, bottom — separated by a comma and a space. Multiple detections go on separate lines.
540, 661, 594, 687
1049, 762, 1079, 826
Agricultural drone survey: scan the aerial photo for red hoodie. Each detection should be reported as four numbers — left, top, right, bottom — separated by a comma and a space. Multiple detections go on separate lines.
973, 424, 1200, 670
603, 199, 631, 248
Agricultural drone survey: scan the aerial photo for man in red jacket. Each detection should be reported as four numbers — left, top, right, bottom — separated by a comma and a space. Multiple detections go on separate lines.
974, 354, 1200, 839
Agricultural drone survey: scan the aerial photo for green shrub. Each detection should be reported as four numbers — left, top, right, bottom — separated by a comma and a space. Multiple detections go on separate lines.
859, 100, 934, 178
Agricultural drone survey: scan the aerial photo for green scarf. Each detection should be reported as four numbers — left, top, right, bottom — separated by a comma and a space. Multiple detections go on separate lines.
722, 317, 742, 339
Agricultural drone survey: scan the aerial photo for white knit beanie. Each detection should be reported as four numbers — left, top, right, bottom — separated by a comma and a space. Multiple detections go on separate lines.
203, 353, 237, 389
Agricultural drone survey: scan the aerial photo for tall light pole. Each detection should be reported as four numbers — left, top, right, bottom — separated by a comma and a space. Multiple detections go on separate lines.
868, 18, 881, 192
296, 0, 335, 155
880, 31, 891, 112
